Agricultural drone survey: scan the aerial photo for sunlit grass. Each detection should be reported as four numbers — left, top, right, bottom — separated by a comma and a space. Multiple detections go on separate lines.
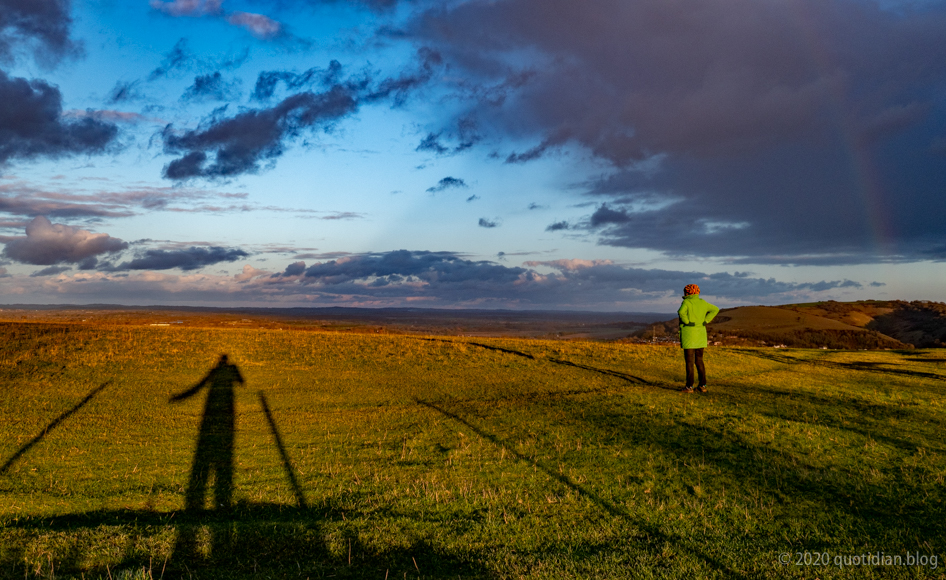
0, 322, 944, 578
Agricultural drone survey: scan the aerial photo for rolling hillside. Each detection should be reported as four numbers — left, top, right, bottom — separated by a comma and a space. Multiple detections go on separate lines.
634, 300, 946, 349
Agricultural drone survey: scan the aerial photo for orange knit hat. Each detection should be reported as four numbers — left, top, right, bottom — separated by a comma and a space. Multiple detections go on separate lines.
683, 284, 700, 296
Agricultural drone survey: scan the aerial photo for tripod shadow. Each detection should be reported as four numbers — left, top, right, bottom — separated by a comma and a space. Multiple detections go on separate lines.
168, 354, 245, 563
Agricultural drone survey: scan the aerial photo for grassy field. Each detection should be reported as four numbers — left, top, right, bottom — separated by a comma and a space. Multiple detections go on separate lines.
0, 322, 944, 579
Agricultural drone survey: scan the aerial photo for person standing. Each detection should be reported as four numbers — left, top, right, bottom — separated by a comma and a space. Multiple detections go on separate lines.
677, 284, 719, 393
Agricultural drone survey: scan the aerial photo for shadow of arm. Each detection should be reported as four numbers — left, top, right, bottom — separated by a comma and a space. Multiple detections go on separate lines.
169, 376, 208, 403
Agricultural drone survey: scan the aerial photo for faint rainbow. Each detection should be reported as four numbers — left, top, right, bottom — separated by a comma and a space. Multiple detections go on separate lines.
781, 0, 895, 257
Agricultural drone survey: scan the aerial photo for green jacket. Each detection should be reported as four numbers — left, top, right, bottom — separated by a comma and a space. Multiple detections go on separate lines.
677, 295, 720, 349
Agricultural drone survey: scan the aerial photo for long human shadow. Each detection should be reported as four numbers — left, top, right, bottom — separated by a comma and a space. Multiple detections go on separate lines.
167, 354, 245, 564
165, 356, 320, 569
415, 398, 749, 579
1, 355, 489, 578
169, 354, 244, 513
0, 381, 111, 475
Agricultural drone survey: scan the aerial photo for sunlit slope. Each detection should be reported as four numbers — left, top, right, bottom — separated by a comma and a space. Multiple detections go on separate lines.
714, 305, 864, 332
640, 304, 911, 349
1, 322, 944, 578
781, 300, 946, 347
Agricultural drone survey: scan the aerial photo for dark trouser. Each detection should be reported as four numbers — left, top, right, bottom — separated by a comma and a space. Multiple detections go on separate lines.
684, 348, 706, 387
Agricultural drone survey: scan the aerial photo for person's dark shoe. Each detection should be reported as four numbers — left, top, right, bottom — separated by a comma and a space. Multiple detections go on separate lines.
680, 386, 694, 393
697, 385, 707, 393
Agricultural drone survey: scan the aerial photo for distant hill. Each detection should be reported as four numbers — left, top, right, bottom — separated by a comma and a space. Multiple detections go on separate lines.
781, 300, 946, 348
633, 300, 946, 349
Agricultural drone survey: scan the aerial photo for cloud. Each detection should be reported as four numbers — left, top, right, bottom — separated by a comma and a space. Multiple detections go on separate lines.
162, 85, 360, 179
466, 194, 478, 202
505, 139, 553, 164
150, 1, 288, 42
364, 47, 441, 107
270, 250, 875, 306
416, 132, 448, 154
148, 38, 191, 80
106, 80, 143, 103
545, 220, 569, 232
406, 0, 946, 264
149, 0, 223, 17
181, 71, 241, 101
226, 11, 281, 39
0, 0, 78, 66
63, 109, 152, 124
106, 245, 249, 271
162, 50, 442, 180
426, 176, 466, 193
478, 217, 498, 228
234, 263, 269, 281
415, 128, 478, 156
300, 250, 524, 288
0, 181, 257, 218
0, 249, 878, 309
30, 265, 70, 277
0, 216, 128, 265
251, 60, 342, 101
0, 70, 119, 164
276, 260, 306, 277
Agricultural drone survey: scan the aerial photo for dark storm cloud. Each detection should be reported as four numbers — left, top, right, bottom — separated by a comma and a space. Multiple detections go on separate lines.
408, 0, 946, 263
107, 245, 249, 271
426, 176, 466, 193
162, 49, 442, 180
148, 38, 191, 80
0, 216, 127, 265
181, 71, 241, 101
0, 71, 118, 164
0, 0, 77, 66
251, 60, 343, 101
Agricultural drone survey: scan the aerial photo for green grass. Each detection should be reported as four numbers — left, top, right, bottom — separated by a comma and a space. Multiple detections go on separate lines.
0, 322, 944, 578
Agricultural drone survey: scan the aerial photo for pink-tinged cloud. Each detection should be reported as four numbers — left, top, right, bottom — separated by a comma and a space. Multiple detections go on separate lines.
525, 259, 613, 271
0, 216, 127, 266
150, 0, 223, 17
234, 264, 270, 281
226, 12, 282, 39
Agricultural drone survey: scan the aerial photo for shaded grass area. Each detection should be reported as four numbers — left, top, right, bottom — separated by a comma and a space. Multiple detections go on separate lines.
0, 322, 944, 578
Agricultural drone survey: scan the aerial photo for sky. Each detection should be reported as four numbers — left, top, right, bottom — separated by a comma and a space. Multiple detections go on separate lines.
0, 0, 944, 312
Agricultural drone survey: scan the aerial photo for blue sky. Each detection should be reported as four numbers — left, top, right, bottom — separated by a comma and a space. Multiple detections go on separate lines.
0, 0, 944, 311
